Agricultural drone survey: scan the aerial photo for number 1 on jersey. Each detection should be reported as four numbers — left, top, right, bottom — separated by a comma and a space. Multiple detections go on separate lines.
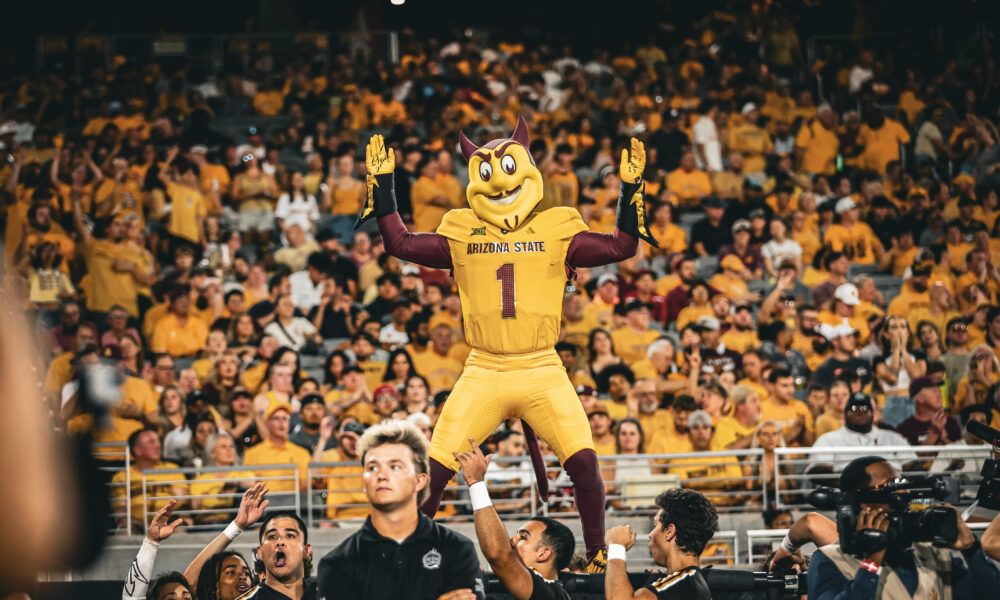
496, 263, 516, 318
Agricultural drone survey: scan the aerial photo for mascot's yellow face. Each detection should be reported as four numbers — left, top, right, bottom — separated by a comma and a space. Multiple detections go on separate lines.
460, 116, 543, 231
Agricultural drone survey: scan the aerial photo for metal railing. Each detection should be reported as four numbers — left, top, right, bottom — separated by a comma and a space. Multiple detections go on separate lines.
119, 464, 301, 534
307, 450, 766, 526
771, 444, 993, 509
95, 442, 131, 535
627, 531, 739, 568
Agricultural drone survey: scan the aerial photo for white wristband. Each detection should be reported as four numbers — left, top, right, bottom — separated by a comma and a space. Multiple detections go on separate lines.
608, 544, 628, 562
223, 521, 244, 541
469, 481, 492, 511
780, 534, 800, 554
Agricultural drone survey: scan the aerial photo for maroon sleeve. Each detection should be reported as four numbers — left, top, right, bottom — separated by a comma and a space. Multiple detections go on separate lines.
565, 229, 638, 268
377, 213, 453, 270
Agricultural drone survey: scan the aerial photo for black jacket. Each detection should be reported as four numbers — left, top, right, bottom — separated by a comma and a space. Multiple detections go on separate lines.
317, 514, 484, 600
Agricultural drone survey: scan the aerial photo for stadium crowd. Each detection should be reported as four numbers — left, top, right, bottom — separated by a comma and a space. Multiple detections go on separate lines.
3, 6, 1000, 560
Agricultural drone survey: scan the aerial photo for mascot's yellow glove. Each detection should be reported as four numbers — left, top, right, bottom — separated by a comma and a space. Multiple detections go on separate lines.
366, 133, 395, 176
614, 137, 658, 247
619, 137, 645, 184
356, 134, 397, 228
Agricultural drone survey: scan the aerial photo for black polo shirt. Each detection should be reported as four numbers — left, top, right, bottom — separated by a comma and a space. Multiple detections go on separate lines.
317, 514, 483, 600
238, 580, 317, 600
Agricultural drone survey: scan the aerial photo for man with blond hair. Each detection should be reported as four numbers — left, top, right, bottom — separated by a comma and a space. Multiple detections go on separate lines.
318, 421, 483, 599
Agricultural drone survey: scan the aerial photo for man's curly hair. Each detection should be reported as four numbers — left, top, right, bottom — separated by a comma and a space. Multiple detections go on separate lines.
655, 488, 719, 555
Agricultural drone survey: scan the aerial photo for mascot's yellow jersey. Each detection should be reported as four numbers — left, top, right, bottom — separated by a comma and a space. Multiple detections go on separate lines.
437, 206, 588, 355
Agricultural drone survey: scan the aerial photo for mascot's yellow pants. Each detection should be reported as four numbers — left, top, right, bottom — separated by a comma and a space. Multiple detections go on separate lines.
428, 347, 595, 471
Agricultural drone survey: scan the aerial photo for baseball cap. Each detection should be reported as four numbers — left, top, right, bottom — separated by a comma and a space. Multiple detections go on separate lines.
339, 421, 367, 438
598, 165, 616, 180
266, 401, 293, 420
0, 122, 15, 136
845, 393, 873, 414
341, 363, 364, 376
907, 187, 928, 199
248, 300, 275, 320
576, 385, 599, 398
688, 410, 714, 428
597, 273, 619, 287
911, 260, 933, 277
664, 108, 681, 121
401, 264, 421, 276
587, 404, 610, 417
190, 144, 208, 154
835, 196, 857, 214
621, 298, 652, 313
908, 376, 939, 398
731, 219, 751, 233
741, 102, 758, 116
704, 196, 726, 208
373, 384, 400, 399
721, 254, 747, 272
953, 173, 975, 187
300, 394, 324, 407
748, 208, 767, 220
231, 387, 253, 401
732, 300, 753, 313
833, 283, 860, 306
817, 322, 856, 341
694, 316, 721, 331
830, 323, 858, 340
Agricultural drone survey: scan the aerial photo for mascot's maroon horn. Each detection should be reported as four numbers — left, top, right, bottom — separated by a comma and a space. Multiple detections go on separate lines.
458, 115, 536, 165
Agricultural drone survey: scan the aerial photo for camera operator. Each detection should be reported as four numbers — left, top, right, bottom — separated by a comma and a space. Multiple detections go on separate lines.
604, 489, 714, 600
807, 455, 994, 599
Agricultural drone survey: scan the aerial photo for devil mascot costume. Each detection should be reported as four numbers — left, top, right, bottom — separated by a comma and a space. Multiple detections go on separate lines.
355, 117, 658, 570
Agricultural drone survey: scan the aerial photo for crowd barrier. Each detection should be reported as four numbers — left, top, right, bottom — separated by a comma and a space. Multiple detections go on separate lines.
111, 444, 991, 544
770, 444, 992, 509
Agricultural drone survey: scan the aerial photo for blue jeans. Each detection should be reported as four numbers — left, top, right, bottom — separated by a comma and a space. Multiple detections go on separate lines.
882, 395, 914, 428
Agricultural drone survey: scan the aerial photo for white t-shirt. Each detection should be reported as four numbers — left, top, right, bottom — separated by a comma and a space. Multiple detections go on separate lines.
692, 116, 722, 172
761, 239, 802, 267
289, 270, 323, 312
264, 318, 317, 351
808, 426, 917, 472
275, 192, 320, 225
915, 121, 943, 160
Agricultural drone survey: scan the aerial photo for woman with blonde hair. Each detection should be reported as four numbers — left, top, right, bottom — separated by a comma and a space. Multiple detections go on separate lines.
155, 385, 186, 438
956, 344, 1000, 411
744, 420, 797, 504
190, 431, 256, 525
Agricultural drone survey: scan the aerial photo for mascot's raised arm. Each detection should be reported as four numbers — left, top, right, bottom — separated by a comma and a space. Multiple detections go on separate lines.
356, 116, 657, 571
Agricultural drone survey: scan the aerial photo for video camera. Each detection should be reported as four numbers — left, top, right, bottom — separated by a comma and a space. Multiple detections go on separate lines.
965, 419, 1000, 511
809, 476, 960, 555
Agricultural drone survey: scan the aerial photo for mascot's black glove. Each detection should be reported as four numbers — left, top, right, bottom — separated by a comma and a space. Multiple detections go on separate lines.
615, 138, 659, 247
355, 134, 398, 228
